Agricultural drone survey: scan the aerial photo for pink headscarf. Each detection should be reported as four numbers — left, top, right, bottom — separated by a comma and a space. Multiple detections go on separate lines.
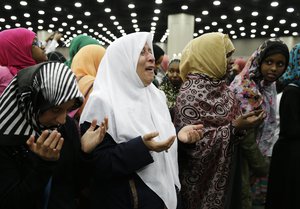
0, 28, 37, 75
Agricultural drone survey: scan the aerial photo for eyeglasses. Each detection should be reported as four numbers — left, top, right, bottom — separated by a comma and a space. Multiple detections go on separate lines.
32, 39, 43, 48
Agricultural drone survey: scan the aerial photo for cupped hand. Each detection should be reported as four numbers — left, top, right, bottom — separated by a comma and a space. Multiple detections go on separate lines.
233, 109, 266, 130
143, 132, 175, 152
26, 130, 64, 161
178, 124, 204, 144
81, 117, 108, 153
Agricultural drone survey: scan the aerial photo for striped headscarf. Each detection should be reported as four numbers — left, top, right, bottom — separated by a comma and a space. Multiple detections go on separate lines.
0, 62, 83, 145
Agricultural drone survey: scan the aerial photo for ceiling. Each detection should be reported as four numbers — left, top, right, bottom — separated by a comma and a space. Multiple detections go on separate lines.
0, 0, 299, 47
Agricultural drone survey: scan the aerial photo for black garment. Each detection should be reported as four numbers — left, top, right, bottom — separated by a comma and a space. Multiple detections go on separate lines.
266, 85, 300, 209
0, 116, 84, 209
81, 122, 169, 209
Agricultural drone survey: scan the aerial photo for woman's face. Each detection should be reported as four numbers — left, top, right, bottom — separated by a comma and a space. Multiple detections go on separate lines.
38, 99, 75, 129
136, 43, 155, 86
261, 53, 287, 83
31, 37, 48, 63
167, 61, 182, 87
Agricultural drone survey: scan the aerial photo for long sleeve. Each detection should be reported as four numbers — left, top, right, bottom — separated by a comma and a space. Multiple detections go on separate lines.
80, 122, 154, 180
0, 146, 56, 209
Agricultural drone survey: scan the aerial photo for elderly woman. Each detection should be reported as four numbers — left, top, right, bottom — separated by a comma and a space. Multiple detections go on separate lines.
79, 32, 204, 209
174, 32, 264, 209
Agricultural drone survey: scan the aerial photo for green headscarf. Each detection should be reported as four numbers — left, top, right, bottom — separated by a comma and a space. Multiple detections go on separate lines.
64, 35, 100, 67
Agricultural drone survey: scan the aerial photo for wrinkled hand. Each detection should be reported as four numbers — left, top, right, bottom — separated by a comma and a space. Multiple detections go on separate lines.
26, 130, 64, 161
233, 110, 266, 130
143, 132, 175, 152
178, 124, 204, 144
81, 117, 108, 153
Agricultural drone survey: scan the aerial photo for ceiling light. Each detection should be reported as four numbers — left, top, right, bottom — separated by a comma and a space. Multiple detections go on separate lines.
74, 2, 82, 7
77, 30, 82, 34
236, 19, 243, 23
153, 16, 159, 21
234, 6, 241, 11
89, 29, 94, 33
212, 22, 218, 26
181, 5, 188, 10
67, 14, 73, 19
284, 30, 289, 34
154, 9, 160, 14
218, 28, 223, 32
110, 16, 116, 20
38, 19, 44, 23
76, 20, 82, 24
4, 5, 12, 10
55, 7, 62, 12
270, 33, 276, 37
202, 10, 209, 15
220, 15, 227, 20
274, 27, 280, 32
5, 25, 11, 29
251, 22, 257, 26
20, 1, 28, 6
98, 23, 103, 27
52, 17, 58, 21
84, 11, 91, 16
0, 18, 5, 22
49, 24, 55, 28
226, 24, 232, 28
26, 21, 31, 26
113, 21, 119, 25
133, 24, 138, 28
239, 26, 245, 31
97, 0, 104, 3
102, 27, 107, 31
193, 33, 198, 37
251, 11, 258, 16
198, 29, 204, 34
195, 17, 201, 22
263, 25, 269, 29
70, 26, 75, 30
135, 28, 140, 32
204, 26, 210, 30
241, 32, 246, 37
132, 19, 137, 23
291, 23, 297, 27
270, 2, 279, 7
155, 0, 163, 4
250, 34, 255, 38
38, 10, 45, 15
117, 26, 122, 30
213, 1, 221, 6
151, 27, 156, 30
292, 32, 298, 36
266, 16, 273, 20
279, 19, 286, 24
24, 13, 30, 18
128, 4, 135, 9
131, 13, 137, 17
261, 31, 266, 35
230, 31, 235, 34
286, 8, 294, 13
251, 29, 257, 33
104, 8, 111, 13
38, 26, 43, 30
151, 22, 157, 26
232, 35, 237, 39
11, 16, 17, 20
62, 22, 67, 26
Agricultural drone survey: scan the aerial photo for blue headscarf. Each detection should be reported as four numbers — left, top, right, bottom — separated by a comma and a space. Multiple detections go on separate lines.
279, 43, 300, 87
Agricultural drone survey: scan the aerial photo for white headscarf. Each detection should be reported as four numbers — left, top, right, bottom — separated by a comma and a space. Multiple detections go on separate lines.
80, 32, 180, 209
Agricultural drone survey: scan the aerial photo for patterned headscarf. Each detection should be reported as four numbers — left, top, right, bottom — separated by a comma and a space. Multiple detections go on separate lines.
230, 38, 289, 156
64, 35, 100, 67
279, 43, 300, 87
0, 62, 83, 145
0, 28, 37, 76
180, 32, 235, 81
174, 32, 240, 208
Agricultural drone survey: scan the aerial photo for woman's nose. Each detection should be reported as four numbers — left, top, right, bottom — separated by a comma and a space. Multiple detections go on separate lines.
56, 112, 67, 125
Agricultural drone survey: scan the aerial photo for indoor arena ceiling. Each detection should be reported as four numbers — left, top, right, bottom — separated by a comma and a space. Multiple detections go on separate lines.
0, 0, 299, 46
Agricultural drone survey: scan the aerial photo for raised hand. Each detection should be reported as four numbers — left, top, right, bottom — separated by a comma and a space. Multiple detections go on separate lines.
26, 130, 64, 161
178, 124, 204, 144
233, 109, 266, 130
142, 132, 176, 152
81, 117, 108, 153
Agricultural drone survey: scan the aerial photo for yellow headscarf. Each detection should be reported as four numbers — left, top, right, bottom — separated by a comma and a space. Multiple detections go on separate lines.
180, 32, 235, 81
71, 44, 106, 117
